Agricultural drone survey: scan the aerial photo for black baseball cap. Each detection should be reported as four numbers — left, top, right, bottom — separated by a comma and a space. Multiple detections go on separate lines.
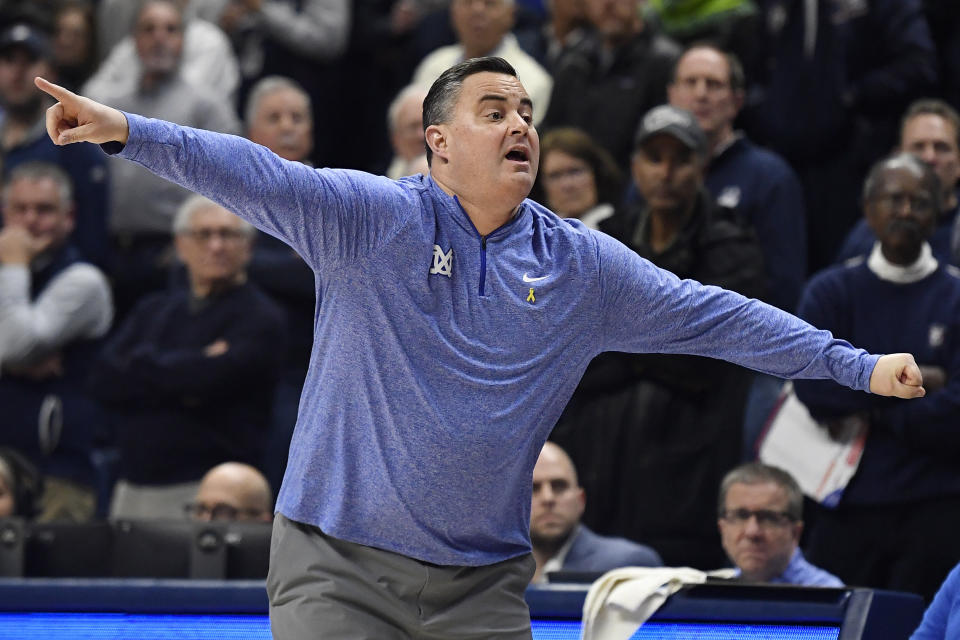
0, 23, 51, 61
634, 105, 708, 156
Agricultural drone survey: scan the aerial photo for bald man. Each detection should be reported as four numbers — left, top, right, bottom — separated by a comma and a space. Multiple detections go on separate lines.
530, 442, 661, 583
188, 462, 273, 522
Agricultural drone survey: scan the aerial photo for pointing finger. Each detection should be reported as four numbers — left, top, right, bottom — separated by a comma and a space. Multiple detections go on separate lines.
34, 76, 74, 103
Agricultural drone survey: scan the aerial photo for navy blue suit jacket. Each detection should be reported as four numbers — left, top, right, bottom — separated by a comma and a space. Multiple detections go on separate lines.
561, 525, 662, 573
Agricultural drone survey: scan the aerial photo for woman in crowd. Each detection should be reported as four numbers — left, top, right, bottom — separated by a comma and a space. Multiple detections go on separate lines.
536, 127, 624, 229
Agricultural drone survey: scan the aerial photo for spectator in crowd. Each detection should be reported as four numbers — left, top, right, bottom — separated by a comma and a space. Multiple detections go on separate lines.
796, 153, 960, 603
85, 0, 239, 102
530, 442, 661, 584
912, 560, 960, 639
90, 0, 241, 319
89, 195, 284, 520
552, 105, 765, 570
514, 0, 589, 73
186, 461, 273, 522
211, 0, 350, 168
242, 75, 315, 495
542, 0, 679, 169
51, 0, 99, 92
384, 84, 429, 180
717, 462, 842, 586
0, 447, 43, 520
412, 0, 553, 125
667, 43, 806, 312
0, 162, 112, 522
837, 99, 960, 265
0, 22, 109, 267
743, 0, 938, 272
536, 126, 622, 228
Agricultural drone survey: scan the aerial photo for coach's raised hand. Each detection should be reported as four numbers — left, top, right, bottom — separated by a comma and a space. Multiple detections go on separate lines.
34, 77, 129, 146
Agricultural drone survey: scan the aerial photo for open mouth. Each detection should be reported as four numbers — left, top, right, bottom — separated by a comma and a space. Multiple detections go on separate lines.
506, 148, 529, 162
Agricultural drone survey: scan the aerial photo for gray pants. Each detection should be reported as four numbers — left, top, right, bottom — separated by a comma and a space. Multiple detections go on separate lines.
267, 514, 536, 639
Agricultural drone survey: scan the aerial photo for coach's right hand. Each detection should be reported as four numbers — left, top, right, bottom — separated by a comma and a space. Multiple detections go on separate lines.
34, 77, 129, 146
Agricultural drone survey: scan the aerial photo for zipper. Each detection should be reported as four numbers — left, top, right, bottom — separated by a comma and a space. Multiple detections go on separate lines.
479, 236, 487, 296
451, 195, 522, 298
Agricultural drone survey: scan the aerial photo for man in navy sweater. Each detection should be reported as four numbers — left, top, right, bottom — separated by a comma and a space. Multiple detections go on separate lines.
89, 195, 284, 520
35, 61, 926, 638
796, 152, 960, 602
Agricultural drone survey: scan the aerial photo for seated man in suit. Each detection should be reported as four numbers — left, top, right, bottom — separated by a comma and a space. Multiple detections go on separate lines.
529, 441, 661, 583
717, 462, 842, 587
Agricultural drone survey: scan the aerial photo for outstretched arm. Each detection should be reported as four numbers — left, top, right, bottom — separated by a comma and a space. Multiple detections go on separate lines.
35, 77, 416, 273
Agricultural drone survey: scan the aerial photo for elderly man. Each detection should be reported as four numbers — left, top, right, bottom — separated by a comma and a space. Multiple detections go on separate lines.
668, 44, 807, 312
530, 442, 660, 583
718, 462, 841, 586
384, 84, 429, 180
90, 0, 241, 318
0, 22, 109, 267
187, 461, 273, 522
837, 99, 960, 265
37, 57, 923, 638
88, 195, 284, 521
797, 153, 960, 603
0, 162, 112, 522
412, 0, 552, 125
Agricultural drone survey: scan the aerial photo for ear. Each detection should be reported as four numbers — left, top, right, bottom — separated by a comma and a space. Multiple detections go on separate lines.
425, 124, 449, 164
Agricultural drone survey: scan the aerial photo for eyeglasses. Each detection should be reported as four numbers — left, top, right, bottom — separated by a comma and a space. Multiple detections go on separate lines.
183, 502, 264, 521
182, 227, 249, 243
543, 166, 590, 183
719, 508, 797, 529
873, 193, 934, 211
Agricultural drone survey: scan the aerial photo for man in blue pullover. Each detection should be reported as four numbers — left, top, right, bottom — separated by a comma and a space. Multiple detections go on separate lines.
35, 58, 925, 638
797, 152, 960, 603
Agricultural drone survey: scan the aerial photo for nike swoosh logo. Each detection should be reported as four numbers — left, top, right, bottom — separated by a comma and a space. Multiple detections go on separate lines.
522, 273, 549, 283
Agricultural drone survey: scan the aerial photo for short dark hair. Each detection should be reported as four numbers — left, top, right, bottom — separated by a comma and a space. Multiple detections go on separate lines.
718, 462, 803, 521
862, 151, 941, 212
670, 42, 746, 94
422, 56, 518, 166
900, 98, 960, 149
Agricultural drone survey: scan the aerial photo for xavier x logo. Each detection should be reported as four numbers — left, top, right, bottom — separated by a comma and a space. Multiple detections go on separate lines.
429, 245, 453, 277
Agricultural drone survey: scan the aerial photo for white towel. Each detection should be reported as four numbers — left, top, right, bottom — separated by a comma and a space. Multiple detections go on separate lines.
580, 567, 709, 640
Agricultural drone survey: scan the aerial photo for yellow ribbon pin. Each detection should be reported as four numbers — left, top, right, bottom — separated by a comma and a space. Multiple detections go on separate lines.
526, 288, 535, 303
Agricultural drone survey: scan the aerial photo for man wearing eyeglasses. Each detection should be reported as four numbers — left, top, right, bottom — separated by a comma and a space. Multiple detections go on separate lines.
89, 195, 284, 520
717, 462, 842, 587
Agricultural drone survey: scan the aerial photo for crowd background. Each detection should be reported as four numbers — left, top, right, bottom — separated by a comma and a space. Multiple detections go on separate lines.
1, 0, 959, 610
